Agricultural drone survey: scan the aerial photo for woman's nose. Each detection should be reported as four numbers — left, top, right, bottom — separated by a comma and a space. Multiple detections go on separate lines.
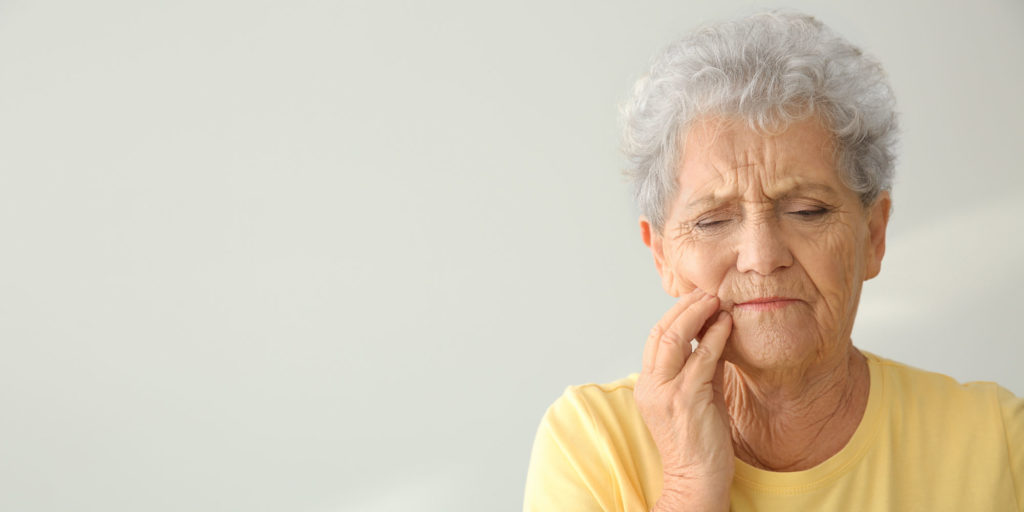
735, 218, 794, 276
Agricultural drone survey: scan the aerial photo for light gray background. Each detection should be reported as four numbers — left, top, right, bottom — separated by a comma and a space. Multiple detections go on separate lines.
1, 0, 1022, 510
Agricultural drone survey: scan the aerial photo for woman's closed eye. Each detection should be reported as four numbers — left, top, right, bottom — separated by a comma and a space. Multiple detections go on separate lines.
787, 207, 829, 219
695, 218, 733, 230
692, 214, 741, 232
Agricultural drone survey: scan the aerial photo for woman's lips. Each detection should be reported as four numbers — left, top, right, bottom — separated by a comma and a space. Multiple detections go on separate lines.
732, 297, 799, 312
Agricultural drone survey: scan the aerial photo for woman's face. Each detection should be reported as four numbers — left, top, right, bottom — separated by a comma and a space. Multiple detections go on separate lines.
641, 116, 891, 373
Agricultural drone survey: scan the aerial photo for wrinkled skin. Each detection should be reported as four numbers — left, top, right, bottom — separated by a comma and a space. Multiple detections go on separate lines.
634, 116, 890, 510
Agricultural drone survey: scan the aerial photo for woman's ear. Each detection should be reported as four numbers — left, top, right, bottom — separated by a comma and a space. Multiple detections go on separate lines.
864, 191, 891, 280
640, 217, 680, 297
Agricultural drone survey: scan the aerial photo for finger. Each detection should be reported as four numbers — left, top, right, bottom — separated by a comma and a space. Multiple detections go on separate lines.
641, 289, 707, 374
651, 294, 720, 380
695, 309, 720, 340
712, 356, 727, 402
684, 311, 732, 386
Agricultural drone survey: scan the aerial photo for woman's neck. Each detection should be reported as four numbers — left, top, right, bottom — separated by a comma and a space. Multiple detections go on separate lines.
723, 347, 869, 472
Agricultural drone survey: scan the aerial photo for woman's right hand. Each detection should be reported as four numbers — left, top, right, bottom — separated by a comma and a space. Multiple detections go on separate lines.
634, 289, 734, 512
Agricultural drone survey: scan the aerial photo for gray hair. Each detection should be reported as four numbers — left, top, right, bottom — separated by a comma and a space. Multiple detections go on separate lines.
621, 10, 899, 233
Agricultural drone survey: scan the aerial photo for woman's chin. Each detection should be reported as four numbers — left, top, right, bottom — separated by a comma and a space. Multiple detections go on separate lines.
722, 318, 823, 373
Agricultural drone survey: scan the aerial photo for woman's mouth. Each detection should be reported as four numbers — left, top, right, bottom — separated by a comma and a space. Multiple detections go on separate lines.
733, 297, 799, 312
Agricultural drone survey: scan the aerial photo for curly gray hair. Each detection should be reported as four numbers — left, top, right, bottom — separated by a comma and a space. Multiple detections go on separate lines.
621, 10, 899, 233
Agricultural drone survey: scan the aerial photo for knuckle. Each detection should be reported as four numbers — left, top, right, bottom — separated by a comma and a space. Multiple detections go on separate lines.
659, 329, 686, 347
690, 343, 714, 360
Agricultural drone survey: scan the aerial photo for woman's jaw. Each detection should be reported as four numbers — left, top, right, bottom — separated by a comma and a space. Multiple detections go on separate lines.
702, 292, 857, 381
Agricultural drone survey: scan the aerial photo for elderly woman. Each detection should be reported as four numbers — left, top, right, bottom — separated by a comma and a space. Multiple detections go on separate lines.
523, 10, 1023, 511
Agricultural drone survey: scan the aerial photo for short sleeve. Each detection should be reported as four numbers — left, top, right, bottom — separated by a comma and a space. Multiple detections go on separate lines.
997, 385, 1024, 511
523, 387, 613, 512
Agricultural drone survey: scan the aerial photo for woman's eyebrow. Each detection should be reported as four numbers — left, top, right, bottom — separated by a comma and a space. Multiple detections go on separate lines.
683, 183, 839, 210
684, 195, 724, 210
774, 183, 841, 200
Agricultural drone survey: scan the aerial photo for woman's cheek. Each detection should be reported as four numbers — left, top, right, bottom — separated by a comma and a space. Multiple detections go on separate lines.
676, 241, 732, 296
800, 225, 861, 327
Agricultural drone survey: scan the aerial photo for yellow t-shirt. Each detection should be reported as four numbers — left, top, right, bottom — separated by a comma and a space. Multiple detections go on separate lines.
524, 351, 1024, 511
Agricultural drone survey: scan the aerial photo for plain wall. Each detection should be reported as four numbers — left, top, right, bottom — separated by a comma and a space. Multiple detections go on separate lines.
1, 0, 1022, 510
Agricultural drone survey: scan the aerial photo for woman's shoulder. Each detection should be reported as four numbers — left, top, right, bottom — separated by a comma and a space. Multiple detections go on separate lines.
528, 375, 660, 510
862, 350, 1022, 434
543, 374, 642, 429
862, 350, 1024, 501
862, 349, 1013, 400
539, 374, 657, 461
565, 374, 640, 399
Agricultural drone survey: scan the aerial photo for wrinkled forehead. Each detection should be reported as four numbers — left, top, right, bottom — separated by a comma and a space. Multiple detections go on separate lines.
674, 116, 843, 204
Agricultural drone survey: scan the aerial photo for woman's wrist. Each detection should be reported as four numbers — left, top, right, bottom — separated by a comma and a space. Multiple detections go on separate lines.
653, 474, 731, 512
